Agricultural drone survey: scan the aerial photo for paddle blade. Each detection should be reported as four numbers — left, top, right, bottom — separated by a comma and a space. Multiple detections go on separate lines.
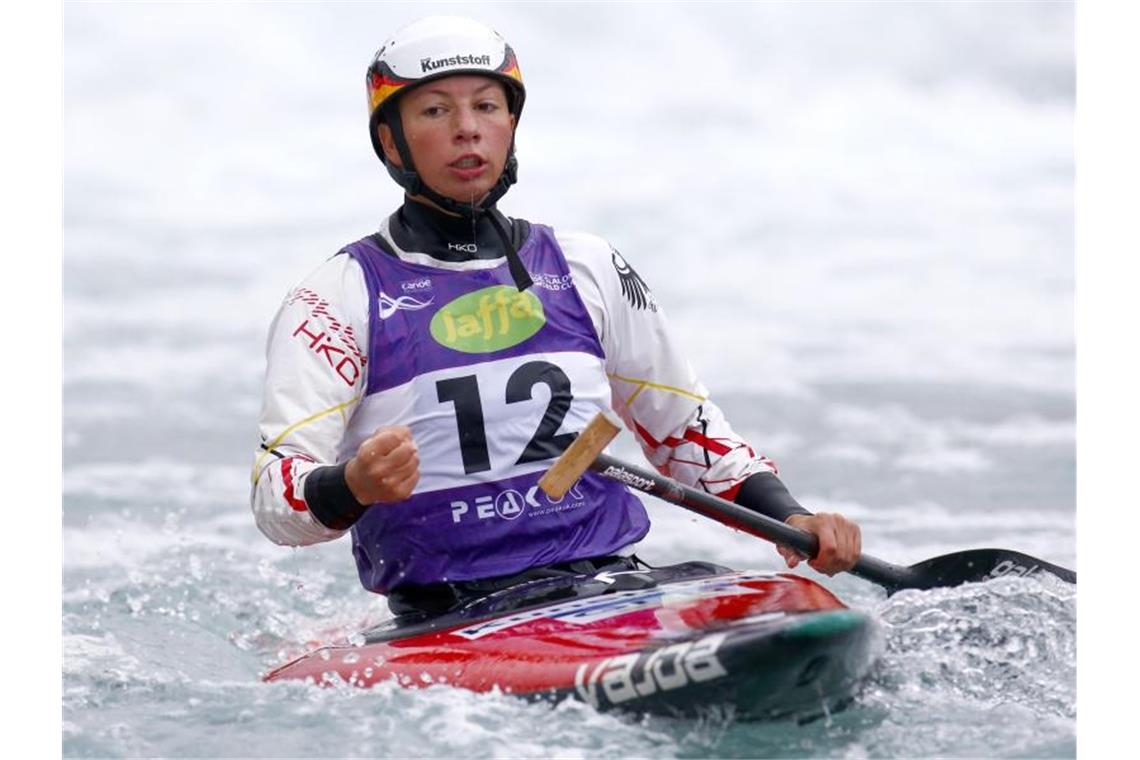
898, 548, 1076, 593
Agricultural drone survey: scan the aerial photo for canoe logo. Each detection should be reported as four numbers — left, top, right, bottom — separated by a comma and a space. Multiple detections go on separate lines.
399, 277, 433, 293
430, 285, 545, 353
379, 290, 434, 320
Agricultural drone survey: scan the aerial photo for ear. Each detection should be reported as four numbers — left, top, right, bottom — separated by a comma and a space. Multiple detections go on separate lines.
377, 124, 403, 168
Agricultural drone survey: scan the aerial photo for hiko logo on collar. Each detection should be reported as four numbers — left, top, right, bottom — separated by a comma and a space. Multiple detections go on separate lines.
420, 53, 493, 73
430, 285, 545, 353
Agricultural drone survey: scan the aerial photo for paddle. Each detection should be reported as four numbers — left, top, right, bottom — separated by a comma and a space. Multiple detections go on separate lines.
539, 413, 1076, 595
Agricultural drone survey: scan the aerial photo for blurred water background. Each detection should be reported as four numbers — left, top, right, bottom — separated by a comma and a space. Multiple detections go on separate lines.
63, 2, 1075, 757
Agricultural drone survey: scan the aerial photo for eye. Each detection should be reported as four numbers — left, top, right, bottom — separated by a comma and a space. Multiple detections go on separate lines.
476, 100, 500, 113
421, 105, 447, 118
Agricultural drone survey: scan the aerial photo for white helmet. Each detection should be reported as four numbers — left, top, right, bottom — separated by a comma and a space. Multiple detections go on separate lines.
366, 16, 526, 213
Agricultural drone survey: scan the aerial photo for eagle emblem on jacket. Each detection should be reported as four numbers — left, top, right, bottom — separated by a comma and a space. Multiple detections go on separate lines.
611, 248, 657, 312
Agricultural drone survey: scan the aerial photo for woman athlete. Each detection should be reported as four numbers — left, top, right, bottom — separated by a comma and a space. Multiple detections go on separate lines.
251, 16, 861, 618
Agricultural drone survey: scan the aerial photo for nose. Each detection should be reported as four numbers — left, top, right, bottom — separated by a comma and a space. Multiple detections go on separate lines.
453, 105, 480, 142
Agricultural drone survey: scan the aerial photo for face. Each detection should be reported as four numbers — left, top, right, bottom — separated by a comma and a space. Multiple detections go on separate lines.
379, 75, 517, 205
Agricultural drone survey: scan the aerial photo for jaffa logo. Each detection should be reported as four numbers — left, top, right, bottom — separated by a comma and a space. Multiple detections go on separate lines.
430, 285, 545, 353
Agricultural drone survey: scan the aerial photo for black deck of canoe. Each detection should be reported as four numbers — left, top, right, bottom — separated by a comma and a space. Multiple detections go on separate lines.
360, 560, 731, 645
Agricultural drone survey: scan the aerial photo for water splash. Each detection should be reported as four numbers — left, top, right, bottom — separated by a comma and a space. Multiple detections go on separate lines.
875, 575, 1075, 719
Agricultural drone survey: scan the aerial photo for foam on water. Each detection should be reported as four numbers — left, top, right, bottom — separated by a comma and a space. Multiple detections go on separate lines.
877, 576, 1076, 718
63, 461, 1076, 757
62, 449, 1074, 756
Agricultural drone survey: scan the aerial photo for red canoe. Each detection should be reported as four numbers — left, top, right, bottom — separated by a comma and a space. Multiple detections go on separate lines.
264, 562, 881, 721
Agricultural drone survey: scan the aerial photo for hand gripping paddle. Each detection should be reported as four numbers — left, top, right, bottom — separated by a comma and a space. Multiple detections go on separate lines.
539, 413, 1075, 594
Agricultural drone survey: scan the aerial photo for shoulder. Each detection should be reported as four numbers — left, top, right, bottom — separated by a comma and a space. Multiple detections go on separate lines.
540, 228, 616, 305
272, 244, 371, 332
550, 229, 616, 271
547, 228, 622, 300
286, 240, 373, 296
549, 228, 658, 315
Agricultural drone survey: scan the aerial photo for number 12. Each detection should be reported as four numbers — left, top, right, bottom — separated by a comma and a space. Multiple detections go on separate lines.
436, 360, 577, 475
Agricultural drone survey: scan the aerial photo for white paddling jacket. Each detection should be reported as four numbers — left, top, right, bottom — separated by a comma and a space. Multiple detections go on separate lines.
251, 206, 794, 592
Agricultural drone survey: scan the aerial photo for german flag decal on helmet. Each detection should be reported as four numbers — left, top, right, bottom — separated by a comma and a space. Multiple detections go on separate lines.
365, 16, 526, 124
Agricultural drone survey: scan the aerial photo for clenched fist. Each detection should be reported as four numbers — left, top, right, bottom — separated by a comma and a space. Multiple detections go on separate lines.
778, 512, 862, 576
344, 426, 421, 504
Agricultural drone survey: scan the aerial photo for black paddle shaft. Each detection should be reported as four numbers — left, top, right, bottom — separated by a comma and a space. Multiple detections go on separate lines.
589, 453, 1075, 594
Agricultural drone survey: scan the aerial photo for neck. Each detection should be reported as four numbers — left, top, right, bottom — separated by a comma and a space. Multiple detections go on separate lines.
388, 197, 514, 263
404, 192, 488, 219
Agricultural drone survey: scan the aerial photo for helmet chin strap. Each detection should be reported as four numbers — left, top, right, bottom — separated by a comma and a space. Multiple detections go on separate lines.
380, 104, 532, 291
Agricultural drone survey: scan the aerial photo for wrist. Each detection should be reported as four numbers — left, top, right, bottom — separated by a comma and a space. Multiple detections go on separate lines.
304, 462, 369, 531
733, 471, 812, 522
343, 456, 366, 504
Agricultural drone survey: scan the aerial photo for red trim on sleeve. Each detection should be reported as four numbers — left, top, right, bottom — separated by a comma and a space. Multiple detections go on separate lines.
716, 481, 745, 502
281, 457, 308, 512
633, 420, 662, 449
637, 420, 753, 461
682, 428, 734, 456
635, 420, 713, 452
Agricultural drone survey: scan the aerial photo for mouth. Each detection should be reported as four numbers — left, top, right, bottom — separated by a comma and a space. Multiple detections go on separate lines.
450, 155, 486, 169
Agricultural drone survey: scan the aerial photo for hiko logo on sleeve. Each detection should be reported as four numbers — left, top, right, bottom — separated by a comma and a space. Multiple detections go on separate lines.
430, 285, 545, 353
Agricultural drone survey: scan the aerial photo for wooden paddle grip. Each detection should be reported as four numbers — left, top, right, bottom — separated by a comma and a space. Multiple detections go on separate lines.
539, 411, 622, 499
